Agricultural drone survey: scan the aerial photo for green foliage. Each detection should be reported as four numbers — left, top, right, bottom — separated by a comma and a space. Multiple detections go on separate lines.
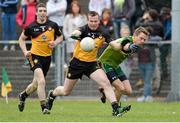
0, 98, 180, 122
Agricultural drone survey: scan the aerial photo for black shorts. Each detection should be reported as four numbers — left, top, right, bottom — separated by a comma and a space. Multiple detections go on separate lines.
28, 54, 51, 77
67, 58, 100, 79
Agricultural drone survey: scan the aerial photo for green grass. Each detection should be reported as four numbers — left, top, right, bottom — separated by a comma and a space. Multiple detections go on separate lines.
0, 98, 180, 122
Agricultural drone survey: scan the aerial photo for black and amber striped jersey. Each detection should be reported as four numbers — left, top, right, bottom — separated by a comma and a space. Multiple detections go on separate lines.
73, 25, 113, 62
24, 20, 62, 56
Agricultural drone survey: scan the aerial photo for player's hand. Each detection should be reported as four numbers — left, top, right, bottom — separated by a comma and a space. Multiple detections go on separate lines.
129, 43, 139, 53
71, 30, 81, 40
48, 41, 56, 49
24, 51, 31, 58
71, 30, 81, 36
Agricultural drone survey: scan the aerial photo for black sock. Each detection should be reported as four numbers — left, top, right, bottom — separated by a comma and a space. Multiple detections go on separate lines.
111, 101, 119, 111
41, 104, 46, 111
50, 91, 56, 99
21, 91, 29, 101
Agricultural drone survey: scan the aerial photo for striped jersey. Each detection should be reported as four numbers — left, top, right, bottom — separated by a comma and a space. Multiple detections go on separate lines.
24, 20, 62, 56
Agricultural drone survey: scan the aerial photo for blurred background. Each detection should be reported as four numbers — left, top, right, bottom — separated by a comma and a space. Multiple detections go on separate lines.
0, 0, 174, 102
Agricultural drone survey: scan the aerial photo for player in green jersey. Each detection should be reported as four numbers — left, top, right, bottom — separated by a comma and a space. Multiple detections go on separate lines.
98, 27, 149, 106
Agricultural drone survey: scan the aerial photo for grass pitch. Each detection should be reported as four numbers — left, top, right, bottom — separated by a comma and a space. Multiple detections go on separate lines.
0, 98, 180, 122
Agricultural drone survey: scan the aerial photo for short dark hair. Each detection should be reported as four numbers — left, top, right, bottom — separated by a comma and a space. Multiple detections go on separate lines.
148, 9, 159, 21
134, 26, 150, 36
160, 7, 171, 16
88, 11, 99, 19
36, 3, 46, 12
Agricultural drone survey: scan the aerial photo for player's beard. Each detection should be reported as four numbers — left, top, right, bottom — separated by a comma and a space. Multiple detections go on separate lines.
89, 25, 99, 31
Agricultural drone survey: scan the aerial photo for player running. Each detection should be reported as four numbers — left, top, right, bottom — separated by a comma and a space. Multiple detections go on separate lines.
18, 3, 63, 114
98, 27, 149, 114
46, 11, 130, 116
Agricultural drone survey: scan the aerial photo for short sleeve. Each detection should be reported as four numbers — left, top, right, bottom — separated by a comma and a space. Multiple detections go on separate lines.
54, 23, 62, 37
24, 26, 31, 37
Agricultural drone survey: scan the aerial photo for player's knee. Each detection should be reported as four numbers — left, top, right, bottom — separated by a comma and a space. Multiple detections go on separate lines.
37, 79, 45, 86
126, 88, 132, 96
115, 84, 125, 93
101, 80, 111, 89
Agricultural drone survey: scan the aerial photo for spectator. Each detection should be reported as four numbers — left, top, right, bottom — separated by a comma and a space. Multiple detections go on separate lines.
63, 0, 87, 61
100, 8, 114, 36
135, 9, 163, 89
112, 0, 135, 39
137, 38, 156, 102
16, 0, 37, 29
46, 0, 67, 30
97, 8, 114, 57
0, 0, 18, 51
135, 9, 164, 102
137, 35, 156, 102
65, 0, 73, 14
135, 9, 163, 38
46, 0, 67, 66
159, 7, 171, 81
88, 0, 111, 16
130, 0, 147, 31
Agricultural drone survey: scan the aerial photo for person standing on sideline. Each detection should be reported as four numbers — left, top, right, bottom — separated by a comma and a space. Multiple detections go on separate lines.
98, 27, 149, 104
88, 0, 111, 16
18, 3, 63, 114
112, 0, 135, 39
46, 0, 67, 66
0, 0, 18, 51
16, 0, 37, 30
47, 11, 129, 116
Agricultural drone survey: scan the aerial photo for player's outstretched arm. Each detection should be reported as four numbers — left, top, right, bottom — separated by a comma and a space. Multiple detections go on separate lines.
109, 40, 122, 50
70, 30, 82, 40
123, 43, 139, 53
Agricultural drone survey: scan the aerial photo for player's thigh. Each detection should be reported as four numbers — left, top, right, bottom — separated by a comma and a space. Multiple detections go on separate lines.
63, 78, 78, 94
33, 68, 45, 83
90, 69, 110, 87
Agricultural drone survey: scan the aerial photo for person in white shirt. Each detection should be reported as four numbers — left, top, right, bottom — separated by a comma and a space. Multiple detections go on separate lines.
88, 0, 111, 16
63, 0, 87, 60
46, 0, 67, 29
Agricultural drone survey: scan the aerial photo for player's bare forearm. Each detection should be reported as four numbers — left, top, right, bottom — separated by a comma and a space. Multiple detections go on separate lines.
55, 35, 63, 45
18, 32, 29, 57
48, 35, 63, 49
71, 30, 81, 40
123, 43, 131, 51
109, 40, 122, 51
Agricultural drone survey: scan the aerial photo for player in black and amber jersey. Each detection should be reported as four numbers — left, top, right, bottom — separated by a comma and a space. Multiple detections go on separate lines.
18, 3, 63, 114
46, 11, 123, 117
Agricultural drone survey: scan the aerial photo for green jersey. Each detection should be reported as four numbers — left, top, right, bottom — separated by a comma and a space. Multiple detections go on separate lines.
98, 36, 133, 68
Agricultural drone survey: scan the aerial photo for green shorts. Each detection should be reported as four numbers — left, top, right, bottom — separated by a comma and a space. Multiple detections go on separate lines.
101, 63, 127, 83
